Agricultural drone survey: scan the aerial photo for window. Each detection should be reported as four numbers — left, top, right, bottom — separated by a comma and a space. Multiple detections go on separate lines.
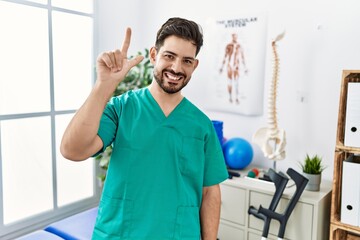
0, 0, 98, 238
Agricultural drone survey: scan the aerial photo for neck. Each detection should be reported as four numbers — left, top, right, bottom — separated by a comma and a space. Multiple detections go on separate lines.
148, 81, 184, 117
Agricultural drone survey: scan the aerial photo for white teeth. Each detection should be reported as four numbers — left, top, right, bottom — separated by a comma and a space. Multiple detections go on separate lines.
166, 73, 180, 80
169, 76, 179, 80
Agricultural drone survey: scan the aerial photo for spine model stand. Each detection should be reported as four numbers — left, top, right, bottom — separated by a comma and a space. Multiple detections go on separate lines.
253, 32, 286, 162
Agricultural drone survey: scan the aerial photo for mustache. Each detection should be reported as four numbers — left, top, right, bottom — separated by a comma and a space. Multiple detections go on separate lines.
163, 69, 186, 78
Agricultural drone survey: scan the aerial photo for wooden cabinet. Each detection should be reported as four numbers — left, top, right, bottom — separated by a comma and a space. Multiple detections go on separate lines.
218, 174, 332, 240
330, 70, 360, 239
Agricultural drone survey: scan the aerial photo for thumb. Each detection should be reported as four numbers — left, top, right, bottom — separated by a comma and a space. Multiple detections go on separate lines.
127, 55, 144, 69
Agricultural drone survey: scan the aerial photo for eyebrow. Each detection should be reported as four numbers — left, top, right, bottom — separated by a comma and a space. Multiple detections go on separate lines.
163, 50, 196, 61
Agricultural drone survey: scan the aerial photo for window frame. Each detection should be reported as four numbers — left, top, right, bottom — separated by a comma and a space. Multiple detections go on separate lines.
0, 0, 100, 238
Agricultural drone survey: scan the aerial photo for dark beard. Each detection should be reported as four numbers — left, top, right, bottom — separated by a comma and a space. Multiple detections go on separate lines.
153, 69, 189, 94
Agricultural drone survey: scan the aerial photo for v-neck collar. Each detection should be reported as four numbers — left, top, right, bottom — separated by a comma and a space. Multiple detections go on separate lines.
145, 88, 187, 119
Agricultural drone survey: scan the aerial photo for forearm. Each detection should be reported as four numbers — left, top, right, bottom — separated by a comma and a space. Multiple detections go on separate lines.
60, 81, 114, 161
200, 185, 221, 240
220, 53, 228, 71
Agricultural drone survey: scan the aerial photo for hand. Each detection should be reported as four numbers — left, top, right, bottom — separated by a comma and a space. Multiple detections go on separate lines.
96, 28, 144, 88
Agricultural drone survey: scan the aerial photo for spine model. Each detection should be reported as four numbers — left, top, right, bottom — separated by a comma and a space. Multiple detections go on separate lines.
253, 32, 286, 161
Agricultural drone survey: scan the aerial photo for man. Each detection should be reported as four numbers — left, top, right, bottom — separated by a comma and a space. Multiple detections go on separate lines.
219, 33, 247, 104
60, 17, 228, 240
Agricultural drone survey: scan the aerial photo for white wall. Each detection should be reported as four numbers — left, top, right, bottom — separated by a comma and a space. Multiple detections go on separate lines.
97, 0, 360, 181
96, 0, 143, 54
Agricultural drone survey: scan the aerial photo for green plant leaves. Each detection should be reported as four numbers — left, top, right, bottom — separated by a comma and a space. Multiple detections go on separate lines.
300, 154, 326, 174
113, 48, 153, 97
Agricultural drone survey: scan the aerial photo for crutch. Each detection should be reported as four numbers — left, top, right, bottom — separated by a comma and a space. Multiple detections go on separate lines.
249, 168, 308, 240
248, 168, 289, 240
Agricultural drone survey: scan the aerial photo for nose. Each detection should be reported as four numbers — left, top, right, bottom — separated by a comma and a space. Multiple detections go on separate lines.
171, 58, 182, 73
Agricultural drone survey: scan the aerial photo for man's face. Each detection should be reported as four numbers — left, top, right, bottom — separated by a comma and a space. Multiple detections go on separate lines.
150, 36, 199, 94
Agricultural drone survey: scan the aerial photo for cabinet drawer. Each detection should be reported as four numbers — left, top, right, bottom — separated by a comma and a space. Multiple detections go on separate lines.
220, 184, 246, 225
218, 222, 245, 240
249, 191, 313, 240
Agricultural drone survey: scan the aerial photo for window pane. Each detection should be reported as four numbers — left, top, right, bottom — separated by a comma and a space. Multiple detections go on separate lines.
0, 2, 50, 115
52, 12, 93, 111
55, 114, 94, 206
25, 0, 47, 4
1, 117, 53, 224
52, 0, 93, 14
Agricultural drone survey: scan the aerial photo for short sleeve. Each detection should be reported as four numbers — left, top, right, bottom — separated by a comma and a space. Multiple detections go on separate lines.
96, 96, 122, 153
203, 122, 228, 186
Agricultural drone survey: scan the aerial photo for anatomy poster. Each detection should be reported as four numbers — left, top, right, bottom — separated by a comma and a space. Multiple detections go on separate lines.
205, 14, 267, 116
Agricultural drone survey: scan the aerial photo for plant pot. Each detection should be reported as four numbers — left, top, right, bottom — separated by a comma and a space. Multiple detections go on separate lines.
303, 172, 321, 191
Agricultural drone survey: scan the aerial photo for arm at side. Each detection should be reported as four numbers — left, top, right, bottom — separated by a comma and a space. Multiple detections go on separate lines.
200, 184, 221, 240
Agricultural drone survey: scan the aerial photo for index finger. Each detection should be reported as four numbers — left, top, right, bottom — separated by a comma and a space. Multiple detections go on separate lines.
120, 27, 132, 57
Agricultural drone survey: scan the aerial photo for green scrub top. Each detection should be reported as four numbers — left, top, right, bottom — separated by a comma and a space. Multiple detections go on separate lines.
92, 88, 228, 240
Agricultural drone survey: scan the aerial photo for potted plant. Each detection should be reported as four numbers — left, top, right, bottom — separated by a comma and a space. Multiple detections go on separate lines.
94, 48, 153, 186
299, 154, 326, 191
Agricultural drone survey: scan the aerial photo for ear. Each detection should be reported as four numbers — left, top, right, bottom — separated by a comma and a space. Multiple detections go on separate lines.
150, 47, 157, 64
193, 59, 199, 70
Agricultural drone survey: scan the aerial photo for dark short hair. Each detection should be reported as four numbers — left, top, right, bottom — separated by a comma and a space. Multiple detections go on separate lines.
155, 17, 203, 56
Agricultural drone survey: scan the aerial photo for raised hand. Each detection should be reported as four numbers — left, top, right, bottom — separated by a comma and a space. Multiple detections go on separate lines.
96, 28, 144, 89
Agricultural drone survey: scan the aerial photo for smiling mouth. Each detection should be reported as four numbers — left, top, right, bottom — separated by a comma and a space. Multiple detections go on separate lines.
164, 71, 184, 82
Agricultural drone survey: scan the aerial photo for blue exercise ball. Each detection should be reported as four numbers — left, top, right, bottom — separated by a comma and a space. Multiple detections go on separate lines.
222, 138, 254, 170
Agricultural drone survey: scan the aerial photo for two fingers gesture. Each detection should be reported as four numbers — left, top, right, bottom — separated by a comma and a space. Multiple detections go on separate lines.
96, 28, 144, 86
